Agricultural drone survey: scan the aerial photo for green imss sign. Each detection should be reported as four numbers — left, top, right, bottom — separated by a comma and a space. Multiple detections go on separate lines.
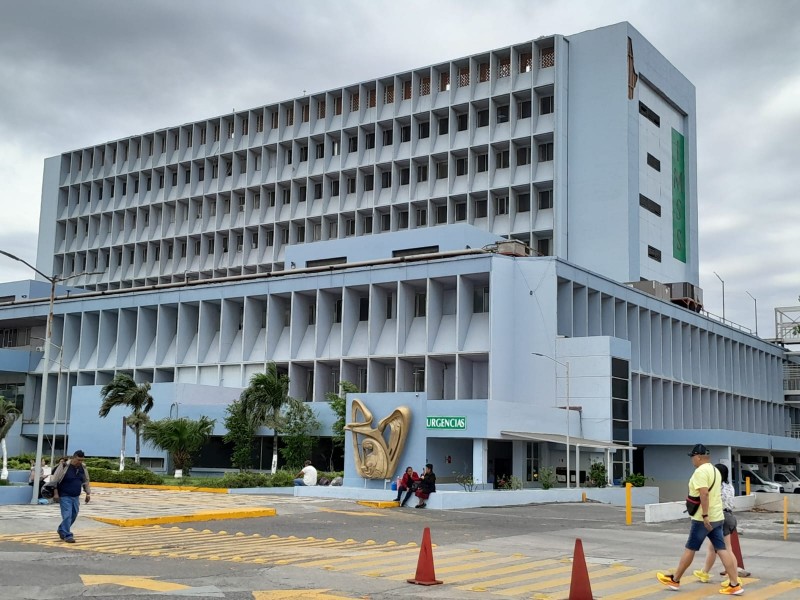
426, 416, 467, 430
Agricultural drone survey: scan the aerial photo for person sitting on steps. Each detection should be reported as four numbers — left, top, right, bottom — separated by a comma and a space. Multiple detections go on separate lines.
394, 466, 420, 506
414, 464, 436, 509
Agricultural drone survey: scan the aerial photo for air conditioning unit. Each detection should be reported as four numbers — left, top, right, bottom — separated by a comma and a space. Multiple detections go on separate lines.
627, 280, 671, 302
236, 244, 243, 253
525, 64, 532, 73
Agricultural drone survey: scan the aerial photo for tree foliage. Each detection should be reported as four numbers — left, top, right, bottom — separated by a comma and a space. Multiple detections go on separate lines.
241, 363, 291, 473
0, 396, 20, 442
223, 397, 256, 471
279, 398, 321, 471
99, 374, 154, 463
326, 380, 357, 451
141, 416, 215, 475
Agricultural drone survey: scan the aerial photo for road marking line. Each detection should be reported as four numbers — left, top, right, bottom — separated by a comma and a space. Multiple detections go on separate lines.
740, 580, 800, 599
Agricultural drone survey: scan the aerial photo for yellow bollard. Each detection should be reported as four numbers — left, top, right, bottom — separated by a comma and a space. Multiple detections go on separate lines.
582, 491, 587, 503
745, 476, 750, 496
625, 482, 632, 525
784, 496, 789, 541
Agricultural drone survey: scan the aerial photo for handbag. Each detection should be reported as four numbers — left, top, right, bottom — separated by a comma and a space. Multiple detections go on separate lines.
40, 484, 56, 499
685, 469, 716, 516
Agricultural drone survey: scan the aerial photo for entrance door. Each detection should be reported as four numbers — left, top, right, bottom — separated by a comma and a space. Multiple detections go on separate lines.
488, 440, 513, 489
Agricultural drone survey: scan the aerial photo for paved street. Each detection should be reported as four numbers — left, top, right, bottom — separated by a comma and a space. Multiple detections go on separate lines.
1, 487, 800, 598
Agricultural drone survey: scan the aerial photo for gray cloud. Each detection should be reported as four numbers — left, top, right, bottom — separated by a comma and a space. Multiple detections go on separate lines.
1, 0, 798, 337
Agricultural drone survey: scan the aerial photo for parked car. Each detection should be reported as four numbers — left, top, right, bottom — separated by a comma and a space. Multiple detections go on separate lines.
773, 472, 800, 494
739, 469, 780, 493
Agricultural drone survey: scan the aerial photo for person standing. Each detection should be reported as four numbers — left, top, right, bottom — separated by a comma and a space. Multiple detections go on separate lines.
394, 466, 420, 506
50, 450, 91, 543
293, 460, 317, 486
694, 463, 750, 582
656, 445, 743, 595
414, 464, 436, 509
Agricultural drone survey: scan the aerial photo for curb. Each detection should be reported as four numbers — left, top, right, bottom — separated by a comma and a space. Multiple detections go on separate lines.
91, 482, 229, 493
90, 507, 277, 527
357, 500, 400, 509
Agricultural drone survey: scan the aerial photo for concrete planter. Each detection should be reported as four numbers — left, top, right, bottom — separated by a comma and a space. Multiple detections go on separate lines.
0, 483, 35, 505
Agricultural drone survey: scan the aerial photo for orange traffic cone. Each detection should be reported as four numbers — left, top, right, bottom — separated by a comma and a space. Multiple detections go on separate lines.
568, 538, 593, 600
407, 527, 443, 586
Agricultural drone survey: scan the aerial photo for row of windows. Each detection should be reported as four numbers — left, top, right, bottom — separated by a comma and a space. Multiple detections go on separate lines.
63, 44, 556, 176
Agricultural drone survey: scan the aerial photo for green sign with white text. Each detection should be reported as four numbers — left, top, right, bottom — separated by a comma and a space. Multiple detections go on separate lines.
672, 129, 686, 263
426, 416, 467, 430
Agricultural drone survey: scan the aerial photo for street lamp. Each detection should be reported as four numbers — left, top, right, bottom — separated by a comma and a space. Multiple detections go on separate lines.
532, 352, 571, 489
31, 336, 64, 466
0, 249, 98, 504
713, 271, 725, 322
746, 291, 758, 337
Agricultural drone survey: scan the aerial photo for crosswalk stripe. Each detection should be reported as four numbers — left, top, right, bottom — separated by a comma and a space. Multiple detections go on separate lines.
443, 558, 560, 584
740, 580, 800, 599
331, 547, 469, 571
532, 565, 634, 592
462, 563, 575, 593
374, 551, 519, 580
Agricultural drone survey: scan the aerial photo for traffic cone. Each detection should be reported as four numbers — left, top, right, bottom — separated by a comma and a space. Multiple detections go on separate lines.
407, 527, 443, 586
730, 530, 750, 575
568, 538, 593, 600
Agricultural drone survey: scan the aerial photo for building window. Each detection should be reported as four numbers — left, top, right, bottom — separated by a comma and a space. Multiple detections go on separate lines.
256, 114, 264, 132
363, 215, 372, 233
414, 292, 426, 317
347, 177, 356, 194
517, 193, 531, 212
538, 189, 553, 209
479, 62, 490, 82
496, 150, 510, 169
331, 139, 340, 156
436, 160, 447, 179
333, 299, 343, 323
380, 212, 391, 231
475, 198, 488, 218
456, 157, 468, 176
517, 146, 531, 166
455, 202, 466, 221
498, 57, 511, 78
301, 104, 310, 122
540, 95, 554, 115
403, 80, 412, 100
646, 153, 661, 172
316, 143, 324, 159
540, 47, 555, 69
271, 112, 279, 129
416, 207, 427, 226
520, 52, 533, 73
538, 142, 554, 162
359, 297, 369, 321
296, 225, 305, 243
476, 153, 488, 172
639, 101, 661, 127
639, 192, 662, 215
382, 129, 393, 146
440, 72, 450, 91
265, 230, 274, 246
399, 210, 409, 229
473, 285, 490, 312
329, 220, 338, 238
496, 105, 509, 123
536, 237, 551, 256
350, 92, 359, 113
308, 303, 316, 325
334, 96, 343, 115
365, 132, 375, 149
400, 125, 411, 143
282, 189, 291, 204
368, 88, 376, 108
286, 107, 294, 126
436, 205, 447, 224
314, 183, 323, 199
348, 136, 358, 153
400, 167, 409, 185
420, 77, 431, 96
495, 196, 509, 215
458, 66, 470, 87
457, 113, 468, 131
477, 109, 489, 127
647, 245, 662, 262
384, 85, 394, 104
330, 180, 339, 196
299, 146, 309, 162
364, 174, 374, 191
381, 171, 391, 189
417, 164, 428, 182
318, 101, 326, 119
242, 118, 249, 136
438, 117, 448, 135
418, 121, 430, 139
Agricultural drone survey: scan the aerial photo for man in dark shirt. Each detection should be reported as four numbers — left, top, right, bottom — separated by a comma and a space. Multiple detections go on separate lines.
50, 450, 92, 543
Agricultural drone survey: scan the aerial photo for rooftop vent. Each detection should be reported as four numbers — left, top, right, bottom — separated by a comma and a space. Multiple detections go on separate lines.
493, 240, 531, 257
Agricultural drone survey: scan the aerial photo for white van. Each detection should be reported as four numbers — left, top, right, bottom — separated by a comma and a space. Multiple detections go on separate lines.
773, 471, 800, 493
739, 469, 780, 493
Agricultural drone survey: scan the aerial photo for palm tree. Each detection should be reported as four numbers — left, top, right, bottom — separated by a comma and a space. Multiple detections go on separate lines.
241, 363, 291, 473
0, 396, 21, 480
99, 374, 154, 464
141, 416, 215, 475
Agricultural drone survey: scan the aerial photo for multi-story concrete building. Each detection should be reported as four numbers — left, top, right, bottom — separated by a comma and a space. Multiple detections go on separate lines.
1, 22, 797, 498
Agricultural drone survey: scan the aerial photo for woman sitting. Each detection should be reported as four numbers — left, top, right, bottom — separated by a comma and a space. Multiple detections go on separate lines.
394, 466, 420, 507
414, 464, 436, 509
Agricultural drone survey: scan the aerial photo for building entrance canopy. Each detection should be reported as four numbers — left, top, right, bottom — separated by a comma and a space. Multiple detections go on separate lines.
501, 431, 636, 451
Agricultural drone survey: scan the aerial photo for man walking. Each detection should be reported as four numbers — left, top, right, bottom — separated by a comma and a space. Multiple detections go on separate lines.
50, 450, 91, 543
657, 444, 743, 595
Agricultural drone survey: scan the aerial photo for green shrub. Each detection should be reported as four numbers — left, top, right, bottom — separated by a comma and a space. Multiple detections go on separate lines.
587, 462, 608, 488
0, 479, 9, 486
269, 470, 296, 487
89, 467, 163, 485
622, 472, 649, 487
539, 467, 556, 490
211, 472, 273, 489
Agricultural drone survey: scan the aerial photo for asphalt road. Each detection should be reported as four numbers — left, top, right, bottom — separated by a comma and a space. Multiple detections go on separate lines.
1, 490, 799, 599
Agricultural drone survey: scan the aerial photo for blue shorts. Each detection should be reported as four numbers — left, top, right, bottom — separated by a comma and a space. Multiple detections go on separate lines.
685, 519, 725, 551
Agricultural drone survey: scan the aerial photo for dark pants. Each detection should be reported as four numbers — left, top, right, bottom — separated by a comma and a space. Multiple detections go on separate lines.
395, 486, 414, 505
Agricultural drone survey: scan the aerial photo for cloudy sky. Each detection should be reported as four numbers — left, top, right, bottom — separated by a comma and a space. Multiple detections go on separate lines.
1, 0, 798, 338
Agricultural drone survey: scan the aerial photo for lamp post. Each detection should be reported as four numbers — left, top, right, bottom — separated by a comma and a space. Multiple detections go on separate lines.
746, 291, 758, 336
31, 336, 64, 466
713, 271, 725, 322
532, 352, 571, 489
0, 249, 98, 504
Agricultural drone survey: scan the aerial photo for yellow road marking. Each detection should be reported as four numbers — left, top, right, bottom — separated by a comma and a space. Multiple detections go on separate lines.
741, 579, 800, 599
91, 507, 276, 526
80, 574, 189, 592
252, 591, 353, 599
532, 564, 634, 591
459, 562, 573, 592
443, 558, 561, 584
316, 507, 386, 517
360, 549, 501, 578
356, 500, 399, 509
